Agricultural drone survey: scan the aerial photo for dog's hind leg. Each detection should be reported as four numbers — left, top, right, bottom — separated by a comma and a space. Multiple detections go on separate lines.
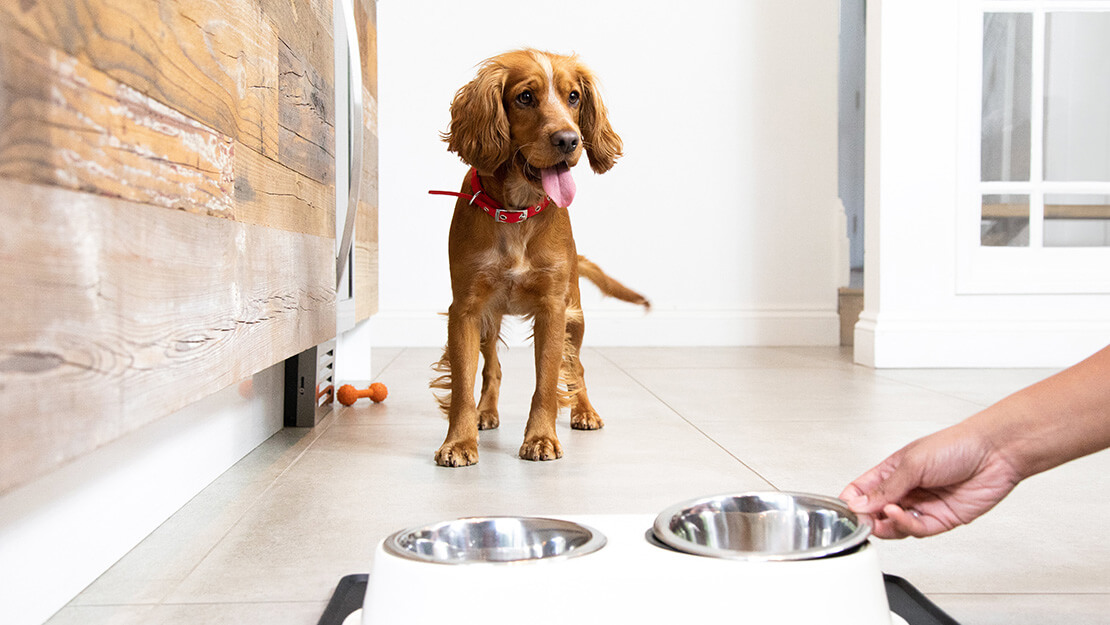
476, 314, 502, 430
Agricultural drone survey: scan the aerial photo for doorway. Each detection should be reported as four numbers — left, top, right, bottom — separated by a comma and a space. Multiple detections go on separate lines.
839, 0, 866, 289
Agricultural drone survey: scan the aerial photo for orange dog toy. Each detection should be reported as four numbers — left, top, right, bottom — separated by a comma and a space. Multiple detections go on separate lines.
337, 382, 388, 406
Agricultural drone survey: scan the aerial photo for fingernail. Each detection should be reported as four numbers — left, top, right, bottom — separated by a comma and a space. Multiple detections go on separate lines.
844, 493, 868, 510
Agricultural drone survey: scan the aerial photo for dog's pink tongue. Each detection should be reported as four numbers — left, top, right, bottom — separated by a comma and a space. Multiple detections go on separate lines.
541, 163, 576, 208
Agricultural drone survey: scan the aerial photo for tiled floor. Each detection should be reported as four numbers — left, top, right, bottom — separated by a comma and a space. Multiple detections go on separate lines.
47, 347, 1110, 624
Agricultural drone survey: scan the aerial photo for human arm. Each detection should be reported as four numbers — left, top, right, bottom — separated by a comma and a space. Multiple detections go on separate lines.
840, 344, 1110, 539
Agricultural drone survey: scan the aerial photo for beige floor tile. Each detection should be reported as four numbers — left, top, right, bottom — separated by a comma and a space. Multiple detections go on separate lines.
374, 347, 444, 372
781, 345, 860, 366
69, 481, 270, 606
53, 602, 328, 625
930, 593, 1110, 625
153, 602, 328, 625
597, 345, 848, 370
625, 366, 984, 424
873, 367, 1060, 407
70, 427, 326, 607
693, 417, 957, 495
45, 605, 155, 625
369, 347, 405, 379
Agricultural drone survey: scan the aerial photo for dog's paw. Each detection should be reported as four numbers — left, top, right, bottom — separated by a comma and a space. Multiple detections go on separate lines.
477, 410, 500, 430
435, 441, 479, 467
571, 409, 605, 430
519, 436, 563, 462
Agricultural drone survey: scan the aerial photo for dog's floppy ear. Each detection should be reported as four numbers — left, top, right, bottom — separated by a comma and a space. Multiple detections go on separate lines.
443, 61, 511, 173
576, 63, 623, 174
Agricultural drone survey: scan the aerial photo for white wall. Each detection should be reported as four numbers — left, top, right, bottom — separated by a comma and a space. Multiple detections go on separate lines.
855, 0, 1110, 368
0, 364, 284, 625
372, 0, 847, 346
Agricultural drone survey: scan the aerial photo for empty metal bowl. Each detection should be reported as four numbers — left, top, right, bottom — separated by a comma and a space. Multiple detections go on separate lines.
382, 516, 606, 565
653, 491, 870, 561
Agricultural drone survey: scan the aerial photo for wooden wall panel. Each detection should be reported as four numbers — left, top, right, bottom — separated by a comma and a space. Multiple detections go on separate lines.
0, 0, 340, 494
278, 41, 335, 185
2, 0, 336, 182
354, 196, 379, 321
0, 180, 334, 493
3, 0, 283, 158
0, 12, 335, 234
0, 25, 237, 218
235, 147, 334, 238
354, 0, 378, 321
0, 25, 332, 238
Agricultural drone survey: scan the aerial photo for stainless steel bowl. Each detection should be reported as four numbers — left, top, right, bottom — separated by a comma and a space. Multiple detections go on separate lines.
382, 516, 607, 565
653, 492, 870, 561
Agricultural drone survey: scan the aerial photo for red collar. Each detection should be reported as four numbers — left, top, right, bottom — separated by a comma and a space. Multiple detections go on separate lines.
428, 168, 551, 224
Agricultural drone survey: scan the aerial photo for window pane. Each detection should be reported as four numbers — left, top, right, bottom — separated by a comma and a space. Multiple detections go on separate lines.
1044, 194, 1110, 247
982, 13, 1033, 182
982, 194, 1029, 246
1044, 13, 1110, 182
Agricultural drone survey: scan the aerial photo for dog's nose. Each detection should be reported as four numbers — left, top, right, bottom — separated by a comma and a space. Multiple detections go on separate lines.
550, 130, 580, 154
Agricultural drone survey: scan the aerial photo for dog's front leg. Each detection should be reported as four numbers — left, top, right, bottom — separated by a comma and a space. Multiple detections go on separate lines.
520, 297, 566, 461
476, 315, 503, 430
435, 301, 484, 467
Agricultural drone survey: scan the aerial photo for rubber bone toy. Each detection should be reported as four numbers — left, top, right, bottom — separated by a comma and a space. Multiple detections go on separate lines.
337, 383, 388, 406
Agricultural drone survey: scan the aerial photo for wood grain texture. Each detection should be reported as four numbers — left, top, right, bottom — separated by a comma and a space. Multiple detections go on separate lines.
3, 0, 283, 158
0, 12, 334, 236
353, 0, 378, 321
354, 197, 379, 321
278, 40, 334, 184
2, 0, 336, 186
356, 0, 378, 102
264, 0, 335, 181
0, 24, 236, 218
0, 179, 335, 494
235, 146, 334, 238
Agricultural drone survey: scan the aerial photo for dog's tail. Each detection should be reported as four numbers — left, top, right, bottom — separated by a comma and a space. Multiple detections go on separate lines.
577, 255, 650, 310
429, 351, 453, 416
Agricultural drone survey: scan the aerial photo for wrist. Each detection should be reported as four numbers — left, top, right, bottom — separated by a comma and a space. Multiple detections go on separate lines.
969, 393, 1060, 481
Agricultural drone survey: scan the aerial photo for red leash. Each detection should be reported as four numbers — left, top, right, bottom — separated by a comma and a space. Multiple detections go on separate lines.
429, 168, 551, 224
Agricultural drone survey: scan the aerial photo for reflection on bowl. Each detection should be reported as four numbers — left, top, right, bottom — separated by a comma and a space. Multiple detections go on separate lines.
653, 491, 870, 561
383, 516, 606, 565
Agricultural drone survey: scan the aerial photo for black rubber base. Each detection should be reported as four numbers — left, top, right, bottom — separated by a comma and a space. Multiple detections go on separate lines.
884, 574, 961, 624
316, 574, 368, 625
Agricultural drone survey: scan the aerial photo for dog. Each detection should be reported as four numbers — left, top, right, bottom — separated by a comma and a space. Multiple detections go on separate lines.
429, 49, 649, 467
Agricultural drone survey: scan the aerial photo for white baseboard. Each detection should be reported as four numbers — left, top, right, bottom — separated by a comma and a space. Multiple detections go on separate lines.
854, 313, 1110, 368
369, 308, 841, 347
0, 363, 285, 625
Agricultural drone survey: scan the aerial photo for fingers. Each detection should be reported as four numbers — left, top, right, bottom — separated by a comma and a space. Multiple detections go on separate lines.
839, 463, 890, 513
840, 445, 943, 539
840, 450, 916, 515
872, 503, 950, 539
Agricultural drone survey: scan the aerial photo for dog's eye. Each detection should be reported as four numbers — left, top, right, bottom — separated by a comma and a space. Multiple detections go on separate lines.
568, 91, 580, 106
515, 91, 534, 106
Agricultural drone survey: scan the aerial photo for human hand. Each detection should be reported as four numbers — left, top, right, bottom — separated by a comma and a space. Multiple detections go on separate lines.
839, 423, 1023, 538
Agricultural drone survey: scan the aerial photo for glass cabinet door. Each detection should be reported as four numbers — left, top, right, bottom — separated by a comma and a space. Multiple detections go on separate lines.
960, 2, 1110, 293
